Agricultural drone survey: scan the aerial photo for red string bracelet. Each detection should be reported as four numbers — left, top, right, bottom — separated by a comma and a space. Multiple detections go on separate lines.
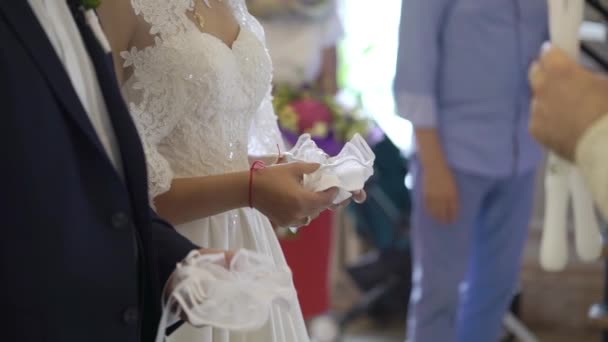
249, 160, 266, 208
276, 143, 283, 163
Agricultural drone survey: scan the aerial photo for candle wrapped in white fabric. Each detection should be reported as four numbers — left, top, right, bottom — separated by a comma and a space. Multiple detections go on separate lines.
283, 133, 375, 204
281, 133, 375, 234
540, 0, 603, 271
155, 249, 296, 342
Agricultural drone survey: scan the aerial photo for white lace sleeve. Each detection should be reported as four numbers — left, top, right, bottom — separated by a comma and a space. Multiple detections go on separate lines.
122, 0, 204, 201
120, 51, 188, 200
248, 87, 286, 156
127, 101, 175, 200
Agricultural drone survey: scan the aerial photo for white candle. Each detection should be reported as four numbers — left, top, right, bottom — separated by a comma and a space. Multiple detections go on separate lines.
541, 0, 602, 271
540, 155, 570, 271
570, 168, 602, 261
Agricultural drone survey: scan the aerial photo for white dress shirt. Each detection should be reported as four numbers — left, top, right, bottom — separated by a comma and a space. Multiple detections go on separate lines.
28, 0, 124, 176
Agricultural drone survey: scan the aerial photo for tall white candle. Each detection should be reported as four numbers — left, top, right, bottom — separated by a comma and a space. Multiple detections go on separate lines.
570, 168, 603, 261
540, 158, 570, 271
540, 0, 602, 271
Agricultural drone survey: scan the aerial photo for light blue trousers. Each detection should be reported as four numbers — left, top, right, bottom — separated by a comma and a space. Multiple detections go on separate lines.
407, 164, 536, 342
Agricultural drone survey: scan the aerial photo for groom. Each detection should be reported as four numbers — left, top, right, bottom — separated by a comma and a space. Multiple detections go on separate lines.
0, 1, 224, 341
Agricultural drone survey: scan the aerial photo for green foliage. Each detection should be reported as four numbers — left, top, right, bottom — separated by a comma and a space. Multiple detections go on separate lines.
81, 0, 101, 10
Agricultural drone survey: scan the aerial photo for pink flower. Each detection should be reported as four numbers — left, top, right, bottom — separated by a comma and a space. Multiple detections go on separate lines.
290, 98, 333, 133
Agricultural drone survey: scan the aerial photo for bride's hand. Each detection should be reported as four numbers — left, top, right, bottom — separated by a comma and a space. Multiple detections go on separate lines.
252, 162, 338, 228
248, 151, 286, 166
327, 189, 367, 212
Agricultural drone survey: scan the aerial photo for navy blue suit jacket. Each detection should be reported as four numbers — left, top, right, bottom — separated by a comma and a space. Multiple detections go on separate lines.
0, 1, 198, 341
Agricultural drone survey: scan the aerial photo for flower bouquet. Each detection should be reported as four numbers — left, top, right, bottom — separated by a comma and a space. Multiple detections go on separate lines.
273, 84, 372, 157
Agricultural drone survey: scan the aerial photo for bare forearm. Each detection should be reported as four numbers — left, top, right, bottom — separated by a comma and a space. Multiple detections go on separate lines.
415, 128, 448, 170
154, 171, 250, 225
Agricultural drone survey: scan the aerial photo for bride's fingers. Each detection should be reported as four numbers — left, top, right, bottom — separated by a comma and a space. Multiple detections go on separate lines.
293, 210, 323, 228
352, 190, 367, 204
329, 199, 351, 211
223, 250, 236, 266
304, 187, 338, 211
329, 190, 366, 211
290, 162, 321, 178
276, 155, 287, 164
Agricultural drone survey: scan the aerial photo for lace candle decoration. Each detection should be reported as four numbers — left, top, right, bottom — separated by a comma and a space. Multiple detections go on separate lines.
280, 133, 375, 234
540, 0, 603, 271
155, 249, 296, 342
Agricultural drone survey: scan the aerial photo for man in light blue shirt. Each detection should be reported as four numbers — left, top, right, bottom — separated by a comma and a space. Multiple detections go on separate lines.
394, 1, 548, 341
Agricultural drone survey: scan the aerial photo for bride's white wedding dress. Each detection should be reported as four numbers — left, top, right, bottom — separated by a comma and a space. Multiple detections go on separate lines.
120, 0, 309, 341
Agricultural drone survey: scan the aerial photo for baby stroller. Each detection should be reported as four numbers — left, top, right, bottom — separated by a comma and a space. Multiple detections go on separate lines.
308, 135, 413, 341
341, 135, 412, 323
307, 135, 538, 342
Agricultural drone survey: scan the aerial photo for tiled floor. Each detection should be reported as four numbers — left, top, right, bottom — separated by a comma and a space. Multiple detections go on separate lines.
342, 318, 404, 341
340, 317, 601, 342
334, 230, 606, 342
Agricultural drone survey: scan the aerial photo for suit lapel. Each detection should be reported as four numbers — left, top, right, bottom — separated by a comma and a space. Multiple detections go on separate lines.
0, 1, 109, 159
92, 54, 152, 224
1, 1, 151, 223
66, 3, 151, 223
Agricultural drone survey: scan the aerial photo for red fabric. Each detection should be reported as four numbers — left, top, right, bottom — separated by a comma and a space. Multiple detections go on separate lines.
280, 210, 334, 320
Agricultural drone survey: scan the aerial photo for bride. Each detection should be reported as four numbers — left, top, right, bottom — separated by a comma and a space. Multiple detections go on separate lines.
97, 0, 364, 341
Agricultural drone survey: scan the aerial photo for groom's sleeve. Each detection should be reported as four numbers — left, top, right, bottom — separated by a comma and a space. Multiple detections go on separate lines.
148, 209, 199, 285
147, 209, 198, 334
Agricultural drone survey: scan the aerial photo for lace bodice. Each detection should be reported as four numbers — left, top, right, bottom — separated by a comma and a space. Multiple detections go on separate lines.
121, 0, 283, 199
